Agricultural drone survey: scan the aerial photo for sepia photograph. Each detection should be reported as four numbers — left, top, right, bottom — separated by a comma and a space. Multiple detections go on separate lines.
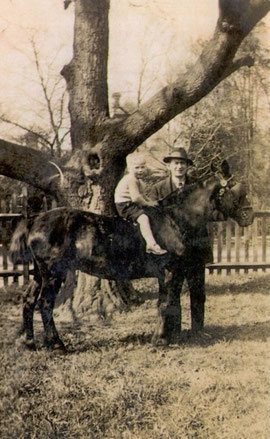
0, 1, 269, 438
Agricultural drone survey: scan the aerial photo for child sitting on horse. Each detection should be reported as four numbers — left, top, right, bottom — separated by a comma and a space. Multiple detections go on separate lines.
114, 154, 167, 255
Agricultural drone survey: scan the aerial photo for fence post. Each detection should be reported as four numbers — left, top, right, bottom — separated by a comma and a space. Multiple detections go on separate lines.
261, 217, 267, 272
252, 218, 258, 272
226, 220, 232, 275
22, 186, 28, 216
217, 222, 223, 275
244, 226, 251, 273
235, 224, 241, 274
0, 199, 9, 287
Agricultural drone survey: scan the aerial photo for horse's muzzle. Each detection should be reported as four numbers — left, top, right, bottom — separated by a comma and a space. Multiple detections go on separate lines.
235, 206, 254, 227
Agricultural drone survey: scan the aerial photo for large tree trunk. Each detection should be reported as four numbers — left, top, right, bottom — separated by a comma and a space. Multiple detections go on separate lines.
0, 0, 269, 320
59, 0, 136, 320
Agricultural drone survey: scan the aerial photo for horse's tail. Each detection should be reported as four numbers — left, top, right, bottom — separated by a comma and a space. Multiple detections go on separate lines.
9, 218, 33, 265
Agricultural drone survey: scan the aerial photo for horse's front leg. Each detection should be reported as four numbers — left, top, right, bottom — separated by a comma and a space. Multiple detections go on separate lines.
18, 277, 41, 350
152, 270, 183, 345
39, 277, 66, 351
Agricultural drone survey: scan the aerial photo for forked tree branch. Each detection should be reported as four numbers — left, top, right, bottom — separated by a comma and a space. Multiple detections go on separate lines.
0, 0, 269, 195
98, 0, 270, 165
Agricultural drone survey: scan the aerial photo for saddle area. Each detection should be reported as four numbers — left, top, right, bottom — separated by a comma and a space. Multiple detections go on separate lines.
92, 214, 168, 279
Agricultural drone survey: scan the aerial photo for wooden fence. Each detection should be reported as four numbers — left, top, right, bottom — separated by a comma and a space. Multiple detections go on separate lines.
0, 193, 28, 286
0, 198, 270, 285
207, 211, 270, 275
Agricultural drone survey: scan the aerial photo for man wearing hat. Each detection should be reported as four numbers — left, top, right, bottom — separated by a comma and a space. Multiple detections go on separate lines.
151, 146, 212, 335
151, 147, 194, 199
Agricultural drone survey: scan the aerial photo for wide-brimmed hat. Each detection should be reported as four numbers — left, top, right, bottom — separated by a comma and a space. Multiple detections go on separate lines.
163, 147, 193, 166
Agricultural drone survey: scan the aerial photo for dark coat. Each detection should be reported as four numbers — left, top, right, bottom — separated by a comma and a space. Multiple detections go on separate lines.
151, 176, 213, 264
151, 176, 177, 201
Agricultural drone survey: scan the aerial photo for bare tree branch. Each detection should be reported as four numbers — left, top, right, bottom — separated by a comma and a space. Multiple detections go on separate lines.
0, 116, 53, 149
98, 0, 270, 163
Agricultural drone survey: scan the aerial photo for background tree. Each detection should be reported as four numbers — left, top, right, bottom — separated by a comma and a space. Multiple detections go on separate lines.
0, 0, 269, 318
0, 38, 70, 158
144, 26, 270, 207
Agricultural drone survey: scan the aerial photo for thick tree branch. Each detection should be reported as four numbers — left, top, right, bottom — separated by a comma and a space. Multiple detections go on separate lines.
0, 138, 67, 202
225, 54, 254, 73
215, 54, 255, 86
0, 0, 269, 205
98, 0, 269, 163
219, 0, 270, 36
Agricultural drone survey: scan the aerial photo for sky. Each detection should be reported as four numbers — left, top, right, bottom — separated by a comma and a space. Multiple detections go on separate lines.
0, 0, 269, 142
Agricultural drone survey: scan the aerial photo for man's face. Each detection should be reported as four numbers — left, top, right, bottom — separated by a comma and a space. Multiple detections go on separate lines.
167, 158, 188, 179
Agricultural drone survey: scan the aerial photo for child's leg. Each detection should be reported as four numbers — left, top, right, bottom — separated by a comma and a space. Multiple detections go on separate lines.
137, 214, 167, 255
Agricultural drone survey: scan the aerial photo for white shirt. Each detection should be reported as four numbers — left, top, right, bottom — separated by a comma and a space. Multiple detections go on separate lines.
172, 176, 186, 189
114, 174, 147, 203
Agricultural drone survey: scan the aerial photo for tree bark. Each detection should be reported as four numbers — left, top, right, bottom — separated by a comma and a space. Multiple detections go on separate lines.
0, 1, 268, 194
59, 0, 135, 318
61, 0, 110, 150
0, 0, 269, 319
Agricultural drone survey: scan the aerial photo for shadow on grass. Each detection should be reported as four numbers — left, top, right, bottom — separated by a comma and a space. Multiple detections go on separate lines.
63, 318, 270, 351
1, 302, 269, 353
2, 314, 269, 353
176, 319, 270, 348
206, 274, 270, 296
110, 319, 270, 350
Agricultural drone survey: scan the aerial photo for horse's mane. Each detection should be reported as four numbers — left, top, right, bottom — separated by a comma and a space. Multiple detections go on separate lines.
157, 181, 204, 209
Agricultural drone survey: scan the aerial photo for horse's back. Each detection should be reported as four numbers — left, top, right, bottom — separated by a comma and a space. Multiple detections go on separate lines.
14, 207, 154, 279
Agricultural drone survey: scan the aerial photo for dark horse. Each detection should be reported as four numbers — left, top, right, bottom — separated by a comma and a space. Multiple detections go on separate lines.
10, 162, 253, 350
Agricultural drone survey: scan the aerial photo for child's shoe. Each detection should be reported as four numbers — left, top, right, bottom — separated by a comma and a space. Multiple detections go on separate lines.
146, 243, 167, 255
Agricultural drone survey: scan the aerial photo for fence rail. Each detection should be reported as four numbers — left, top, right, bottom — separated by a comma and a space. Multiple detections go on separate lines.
207, 211, 270, 275
0, 201, 270, 284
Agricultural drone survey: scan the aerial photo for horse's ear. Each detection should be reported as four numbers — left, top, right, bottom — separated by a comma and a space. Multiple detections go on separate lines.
186, 166, 198, 181
210, 158, 231, 177
220, 160, 231, 178
210, 157, 221, 173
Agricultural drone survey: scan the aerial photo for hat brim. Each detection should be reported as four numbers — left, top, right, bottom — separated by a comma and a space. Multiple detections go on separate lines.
163, 156, 193, 166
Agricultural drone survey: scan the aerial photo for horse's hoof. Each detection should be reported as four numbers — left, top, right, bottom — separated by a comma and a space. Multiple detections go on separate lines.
16, 336, 36, 351
54, 343, 67, 353
44, 338, 67, 353
151, 334, 170, 347
26, 341, 37, 351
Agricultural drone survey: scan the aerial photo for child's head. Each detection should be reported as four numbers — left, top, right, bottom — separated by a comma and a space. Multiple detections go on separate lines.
126, 154, 147, 178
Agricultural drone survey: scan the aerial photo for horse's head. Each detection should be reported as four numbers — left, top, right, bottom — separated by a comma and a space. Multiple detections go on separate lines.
210, 160, 254, 227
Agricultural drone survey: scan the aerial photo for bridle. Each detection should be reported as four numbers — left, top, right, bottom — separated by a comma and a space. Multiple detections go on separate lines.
212, 169, 254, 226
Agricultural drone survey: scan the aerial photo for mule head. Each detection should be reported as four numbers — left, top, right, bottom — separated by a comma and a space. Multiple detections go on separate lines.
211, 160, 254, 227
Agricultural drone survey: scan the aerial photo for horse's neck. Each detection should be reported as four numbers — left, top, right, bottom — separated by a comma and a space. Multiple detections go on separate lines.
168, 180, 217, 224
145, 206, 184, 255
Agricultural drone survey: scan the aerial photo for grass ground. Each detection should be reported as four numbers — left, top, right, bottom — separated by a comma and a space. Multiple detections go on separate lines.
0, 273, 269, 439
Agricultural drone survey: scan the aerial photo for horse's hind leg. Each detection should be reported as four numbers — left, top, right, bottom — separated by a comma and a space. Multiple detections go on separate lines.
39, 276, 65, 351
18, 278, 42, 350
